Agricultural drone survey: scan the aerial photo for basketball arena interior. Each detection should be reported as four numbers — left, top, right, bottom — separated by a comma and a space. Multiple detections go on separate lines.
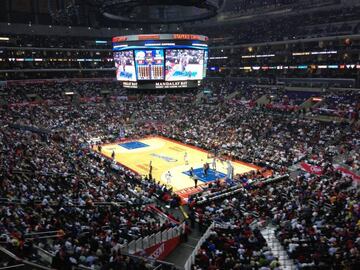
0, 1, 359, 270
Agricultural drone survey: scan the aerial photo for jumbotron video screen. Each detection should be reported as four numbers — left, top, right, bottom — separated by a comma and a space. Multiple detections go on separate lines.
112, 34, 208, 89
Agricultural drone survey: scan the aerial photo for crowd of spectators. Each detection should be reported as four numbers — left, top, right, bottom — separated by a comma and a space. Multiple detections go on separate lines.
0, 88, 185, 269
273, 171, 358, 269
190, 163, 359, 269
202, 82, 360, 121
193, 224, 281, 270
310, 90, 360, 119
1, 80, 359, 170
0, 123, 178, 269
189, 145, 359, 269
0, 80, 126, 105
0, 80, 359, 269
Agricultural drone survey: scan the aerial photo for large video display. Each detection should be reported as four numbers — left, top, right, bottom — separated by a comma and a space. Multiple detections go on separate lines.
114, 51, 136, 81
114, 48, 207, 83
165, 49, 204, 81
135, 49, 164, 80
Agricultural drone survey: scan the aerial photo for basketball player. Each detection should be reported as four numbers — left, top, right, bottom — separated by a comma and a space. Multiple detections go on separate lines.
189, 167, 194, 178
165, 171, 172, 185
226, 160, 234, 180
211, 157, 216, 171
203, 163, 209, 177
179, 51, 190, 72
149, 160, 153, 180
184, 152, 189, 165
120, 55, 127, 72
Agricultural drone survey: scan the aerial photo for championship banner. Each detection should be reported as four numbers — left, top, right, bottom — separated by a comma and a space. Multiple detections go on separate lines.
300, 162, 360, 183
300, 162, 323, 175
333, 165, 360, 183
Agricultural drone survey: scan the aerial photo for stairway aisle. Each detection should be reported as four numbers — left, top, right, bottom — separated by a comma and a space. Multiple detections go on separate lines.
261, 225, 297, 270
164, 225, 203, 270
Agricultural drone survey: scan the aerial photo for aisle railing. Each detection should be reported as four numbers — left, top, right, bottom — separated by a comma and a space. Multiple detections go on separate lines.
184, 222, 215, 270
0, 246, 54, 270
120, 222, 185, 255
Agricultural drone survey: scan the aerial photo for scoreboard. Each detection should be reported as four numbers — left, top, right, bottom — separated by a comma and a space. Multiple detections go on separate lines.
112, 34, 208, 89
134, 49, 164, 80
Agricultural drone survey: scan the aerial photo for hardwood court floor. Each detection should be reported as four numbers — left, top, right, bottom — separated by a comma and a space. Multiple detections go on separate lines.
97, 136, 261, 200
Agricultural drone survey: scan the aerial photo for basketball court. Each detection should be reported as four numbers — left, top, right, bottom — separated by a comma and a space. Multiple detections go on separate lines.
96, 136, 263, 201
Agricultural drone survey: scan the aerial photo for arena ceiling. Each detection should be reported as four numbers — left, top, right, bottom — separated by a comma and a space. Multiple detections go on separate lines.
87, 0, 226, 23
0, 0, 344, 27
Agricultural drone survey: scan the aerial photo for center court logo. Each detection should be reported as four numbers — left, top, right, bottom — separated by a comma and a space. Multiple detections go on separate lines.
150, 153, 178, 162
